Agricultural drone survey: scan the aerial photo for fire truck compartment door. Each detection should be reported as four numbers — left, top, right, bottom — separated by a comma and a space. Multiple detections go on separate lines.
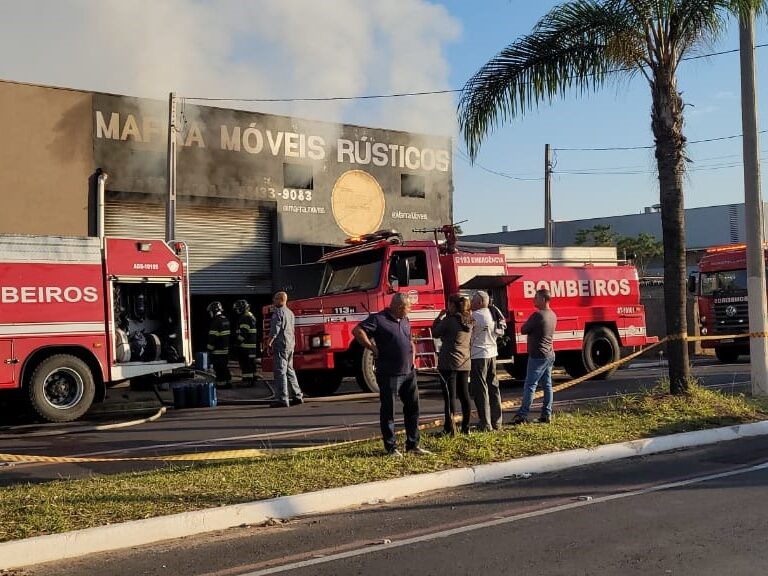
460, 274, 521, 290
0, 341, 15, 385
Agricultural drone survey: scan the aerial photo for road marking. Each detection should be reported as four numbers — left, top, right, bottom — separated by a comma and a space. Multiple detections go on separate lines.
234, 461, 768, 575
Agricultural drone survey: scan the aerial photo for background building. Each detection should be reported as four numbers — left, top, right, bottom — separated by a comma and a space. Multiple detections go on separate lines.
0, 79, 453, 349
462, 202, 759, 276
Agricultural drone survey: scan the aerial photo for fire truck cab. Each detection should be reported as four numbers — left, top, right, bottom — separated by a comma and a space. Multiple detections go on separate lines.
264, 228, 655, 395
689, 244, 756, 363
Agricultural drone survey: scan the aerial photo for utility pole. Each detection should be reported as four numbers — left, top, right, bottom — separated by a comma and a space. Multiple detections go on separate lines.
166, 92, 177, 242
544, 143, 553, 246
739, 12, 768, 397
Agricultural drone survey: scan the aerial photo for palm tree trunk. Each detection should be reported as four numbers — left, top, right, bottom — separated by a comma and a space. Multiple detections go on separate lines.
651, 67, 690, 394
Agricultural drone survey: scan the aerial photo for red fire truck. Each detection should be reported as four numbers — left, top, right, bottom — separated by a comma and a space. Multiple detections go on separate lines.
689, 244, 755, 362
263, 227, 655, 395
0, 233, 192, 422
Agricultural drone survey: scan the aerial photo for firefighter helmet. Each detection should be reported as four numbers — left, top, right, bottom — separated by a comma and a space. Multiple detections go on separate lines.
206, 301, 224, 317
233, 299, 250, 314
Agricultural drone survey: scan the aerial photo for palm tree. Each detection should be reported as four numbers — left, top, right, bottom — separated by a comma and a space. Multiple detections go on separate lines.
459, 0, 765, 394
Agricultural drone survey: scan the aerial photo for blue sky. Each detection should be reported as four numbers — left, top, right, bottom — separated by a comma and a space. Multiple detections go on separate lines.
442, 0, 768, 234
0, 0, 766, 237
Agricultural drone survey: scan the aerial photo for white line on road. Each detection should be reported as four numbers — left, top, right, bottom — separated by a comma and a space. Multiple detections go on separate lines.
237, 461, 768, 575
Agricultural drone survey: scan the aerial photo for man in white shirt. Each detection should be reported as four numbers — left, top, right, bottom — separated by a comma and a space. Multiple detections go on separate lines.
470, 291, 506, 431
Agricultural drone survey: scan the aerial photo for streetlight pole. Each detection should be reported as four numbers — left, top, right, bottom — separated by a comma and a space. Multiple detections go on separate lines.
166, 92, 177, 242
739, 12, 768, 396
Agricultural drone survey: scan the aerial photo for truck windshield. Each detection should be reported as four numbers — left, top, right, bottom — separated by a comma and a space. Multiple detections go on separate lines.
700, 270, 748, 296
320, 249, 384, 295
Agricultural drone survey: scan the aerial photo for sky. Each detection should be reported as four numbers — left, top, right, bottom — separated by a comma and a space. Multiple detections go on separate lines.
0, 0, 766, 235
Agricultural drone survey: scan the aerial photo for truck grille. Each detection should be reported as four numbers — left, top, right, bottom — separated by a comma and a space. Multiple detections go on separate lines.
713, 301, 749, 334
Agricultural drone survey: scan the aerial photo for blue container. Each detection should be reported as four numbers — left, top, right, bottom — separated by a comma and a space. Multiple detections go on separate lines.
198, 382, 217, 408
172, 384, 189, 410
195, 352, 209, 371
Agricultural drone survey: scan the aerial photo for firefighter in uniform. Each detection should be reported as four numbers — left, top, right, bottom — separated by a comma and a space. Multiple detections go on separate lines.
233, 299, 259, 387
206, 301, 232, 388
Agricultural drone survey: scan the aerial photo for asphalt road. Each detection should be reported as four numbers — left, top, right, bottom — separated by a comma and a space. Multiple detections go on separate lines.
0, 358, 752, 485
20, 433, 768, 576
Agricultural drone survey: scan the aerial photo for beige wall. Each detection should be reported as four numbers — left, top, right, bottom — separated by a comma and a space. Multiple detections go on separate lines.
0, 81, 93, 235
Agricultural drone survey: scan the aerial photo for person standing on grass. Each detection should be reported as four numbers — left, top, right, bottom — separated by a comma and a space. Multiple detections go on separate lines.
267, 291, 303, 408
432, 294, 473, 435
352, 292, 430, 457
470, 291, 505, 431
513, 288, 557, 425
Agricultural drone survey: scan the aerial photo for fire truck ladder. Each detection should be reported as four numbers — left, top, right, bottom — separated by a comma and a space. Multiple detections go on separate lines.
413, 326, 438, 373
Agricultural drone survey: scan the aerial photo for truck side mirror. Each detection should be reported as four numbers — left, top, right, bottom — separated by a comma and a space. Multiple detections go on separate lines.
687, 273, 697, 294
395, 257, 411, 288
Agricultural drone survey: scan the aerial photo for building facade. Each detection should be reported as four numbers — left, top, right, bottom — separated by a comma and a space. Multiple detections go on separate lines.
0, 80, 453, 348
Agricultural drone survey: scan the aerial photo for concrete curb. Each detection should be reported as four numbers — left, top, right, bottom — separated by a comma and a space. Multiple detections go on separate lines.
3, 419, 768, 570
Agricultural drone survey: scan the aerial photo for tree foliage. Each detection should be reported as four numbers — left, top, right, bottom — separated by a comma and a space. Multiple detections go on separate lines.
458, 0, 768, 394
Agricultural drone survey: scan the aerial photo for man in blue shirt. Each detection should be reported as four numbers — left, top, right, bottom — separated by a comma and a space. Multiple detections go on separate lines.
353, 293, 430, 457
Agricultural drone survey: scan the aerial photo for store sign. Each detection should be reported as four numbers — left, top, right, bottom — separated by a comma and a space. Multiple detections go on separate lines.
92, 94, 453, 246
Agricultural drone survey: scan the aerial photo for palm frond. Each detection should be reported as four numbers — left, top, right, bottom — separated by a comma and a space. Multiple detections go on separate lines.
458, 0, 641, 160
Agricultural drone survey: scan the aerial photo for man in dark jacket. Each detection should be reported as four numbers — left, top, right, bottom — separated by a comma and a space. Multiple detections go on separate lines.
207, 301, 231, 388
233, 299, 258, 387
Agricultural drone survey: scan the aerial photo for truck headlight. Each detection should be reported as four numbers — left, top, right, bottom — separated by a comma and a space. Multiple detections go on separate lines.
701, 327, 708, 335
310, 334, 332, 348
700, 316, 706, 324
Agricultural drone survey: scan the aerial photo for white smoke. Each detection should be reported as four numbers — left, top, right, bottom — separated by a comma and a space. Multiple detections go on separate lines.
0, 0, 460, 135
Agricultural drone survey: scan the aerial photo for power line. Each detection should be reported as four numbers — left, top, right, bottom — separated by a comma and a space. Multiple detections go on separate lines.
184, 43, 768, 104
554, 130, 768, 152
454, 147, 543, 181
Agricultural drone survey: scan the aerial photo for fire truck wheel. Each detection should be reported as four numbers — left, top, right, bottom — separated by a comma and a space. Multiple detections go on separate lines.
714, 347, 740, 364
582, 326, 620, 379
297, 371, 343, 397
28, 354, 96, 423
355, 347, 379, 393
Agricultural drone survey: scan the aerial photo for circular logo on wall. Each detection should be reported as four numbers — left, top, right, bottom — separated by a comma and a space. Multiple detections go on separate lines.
331, 170, 386, 237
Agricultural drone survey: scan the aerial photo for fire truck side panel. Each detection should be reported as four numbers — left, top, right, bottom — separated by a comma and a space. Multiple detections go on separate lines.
504, 265, 645, 353
0, 340, 14, 386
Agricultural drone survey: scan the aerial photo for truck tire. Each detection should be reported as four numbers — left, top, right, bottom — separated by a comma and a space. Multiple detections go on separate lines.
28, 354, 96, 423
297, 370, 343, 397
715, 347, 740, 364
503, 355, 528, 381
581, 326, 621, 379
355, 347, 379, 393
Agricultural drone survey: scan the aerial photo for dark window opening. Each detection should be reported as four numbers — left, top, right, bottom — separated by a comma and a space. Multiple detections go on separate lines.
388, 250, 429, 287
284, 163, 314, 190
280, 243, 339, 266
401, 174, 426, 198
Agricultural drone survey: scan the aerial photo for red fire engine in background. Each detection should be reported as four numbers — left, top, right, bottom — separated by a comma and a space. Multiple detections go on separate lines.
263, 226, 656, 395
689, 243, 757, 363
0, 233, 192, 422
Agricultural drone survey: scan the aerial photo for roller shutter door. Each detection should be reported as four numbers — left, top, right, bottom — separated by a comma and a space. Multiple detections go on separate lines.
105, 201, 273, 294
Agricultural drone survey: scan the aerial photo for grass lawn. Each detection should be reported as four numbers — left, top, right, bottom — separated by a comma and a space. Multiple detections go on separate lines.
1, 385, 766, 542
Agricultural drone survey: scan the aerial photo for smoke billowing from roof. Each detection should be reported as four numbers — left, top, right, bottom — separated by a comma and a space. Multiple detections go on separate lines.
0, 0, 461, 136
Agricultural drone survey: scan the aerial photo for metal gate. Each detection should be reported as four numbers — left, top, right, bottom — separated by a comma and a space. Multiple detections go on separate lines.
104, 201, 273, 294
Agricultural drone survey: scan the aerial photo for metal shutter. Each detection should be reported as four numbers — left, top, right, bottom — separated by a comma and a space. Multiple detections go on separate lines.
105, 201, 273, 294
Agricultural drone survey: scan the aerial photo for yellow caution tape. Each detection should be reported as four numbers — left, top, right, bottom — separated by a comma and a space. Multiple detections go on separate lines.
0, 330, 752, 465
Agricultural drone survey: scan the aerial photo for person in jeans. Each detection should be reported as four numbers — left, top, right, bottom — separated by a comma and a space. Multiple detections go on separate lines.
470, 291, 505, 431
432, 294, 473, 435
267, 291, 304, 408
513, 289, 557, 424
352, 293, 430, 457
